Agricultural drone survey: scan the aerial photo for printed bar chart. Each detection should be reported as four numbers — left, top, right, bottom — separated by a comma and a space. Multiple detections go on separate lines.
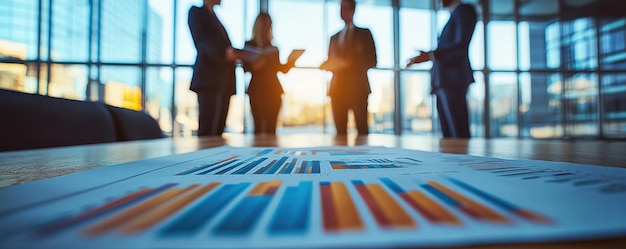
352, 180, 415, 228
320, 182, 364, 232
214, 181, 281, 235
269, 182, 312, 234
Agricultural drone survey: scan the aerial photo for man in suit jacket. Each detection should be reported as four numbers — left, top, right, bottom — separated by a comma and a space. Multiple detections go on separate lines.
407, 0, 477, 138
320, 0, 377, 135
188, 0, 243, 136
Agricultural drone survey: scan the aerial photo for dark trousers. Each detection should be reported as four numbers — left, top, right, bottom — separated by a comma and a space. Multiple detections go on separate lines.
435, 87, 470, 138
197, 91, 230, 136
249, 95, 282, 134
331, 95, 369, 135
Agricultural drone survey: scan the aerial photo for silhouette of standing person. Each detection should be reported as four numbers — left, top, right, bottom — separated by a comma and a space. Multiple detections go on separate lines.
243, 13, 295, 134
320, 0, 377, 136
188, 0, 243, 136
407, 0, 477, 138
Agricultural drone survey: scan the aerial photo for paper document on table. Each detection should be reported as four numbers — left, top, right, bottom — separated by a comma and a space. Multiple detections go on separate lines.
1, 146, 626, 249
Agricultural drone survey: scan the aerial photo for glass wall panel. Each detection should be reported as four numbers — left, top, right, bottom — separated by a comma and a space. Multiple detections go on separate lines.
51, 0, 89, 62
270, 0, 325, 67
0, 62, 39, 93
518, 0, 559, 71
519, 73, 563, 138
599, 18, 626, 70
175, 0, 201, 65
399, 6, 432, 70
368, 69, 395, 134
146, 67, 173, 135
487, 21, 517, 70
147, 0, 173, 64
0, 0, 40, 60
401, 71, 433, 134
100, 0, 143, 63
469, 72, 485, 137
564, 73, 598, 136
174, 67, 197, 137
47, 64, 88, 100
602, 74, 626, 137
277, 68, 327, 134
561, 18, 597, 70
489, 73, 518, 137
100, 66, 142, 110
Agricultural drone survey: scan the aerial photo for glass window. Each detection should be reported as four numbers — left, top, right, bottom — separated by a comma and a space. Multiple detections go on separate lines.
518, 0, 559, 71
47, 64, 88, 100
469, 72, 485, 137
401, 71, 433, 134
400, 5, 433, 70
599, 18, 626, 70
270, 0, 325, 67
174, 67, 197, 137
0, 0, 41, 61
602, 74, 626, 138
564, 73, 598, 136
146, 67, 173, 136
277, 68, 328, 134
100, 0, 143, 63
488, 21, 517, 70
0, 62, 39, 93
519, 73, 563, 138
147, 0, 173, 64
368, 69, 395, 134
51, 0, 89, 62
489, 73, 518, 137
100, 66, 142, 110
561, 18, 597, 70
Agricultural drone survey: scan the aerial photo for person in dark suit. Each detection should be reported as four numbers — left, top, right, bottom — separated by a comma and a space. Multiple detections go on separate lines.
188, 0, 244, 136
407, 0, 477, 138
243, 13, 295, 134
320, 0, 377, 136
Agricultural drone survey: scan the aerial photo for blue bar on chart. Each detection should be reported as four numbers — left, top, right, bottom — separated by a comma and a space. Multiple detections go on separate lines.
330, 160, 402, 170
254, 157, 289, 174
447, 178, 550, 223
232, 158, 268, 174
214, 180, 281, 235
296, 161, 320, 174
197, 160, 239, 175
176, 156, 237, 175
268, 182, 312, 234
278, 158, 298, 174
161, 183, 250, 236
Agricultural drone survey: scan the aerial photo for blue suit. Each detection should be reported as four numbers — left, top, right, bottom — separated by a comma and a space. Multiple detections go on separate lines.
432, 3, 477, 138
188, 6, 236, 136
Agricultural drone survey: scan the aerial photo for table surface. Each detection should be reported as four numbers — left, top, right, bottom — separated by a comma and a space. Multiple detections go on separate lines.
1, 133, 625, 248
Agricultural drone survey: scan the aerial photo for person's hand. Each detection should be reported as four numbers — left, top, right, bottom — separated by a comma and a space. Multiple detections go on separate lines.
406, 51, 431, 67
319, 58, 349, 72
226, 47, 244, 62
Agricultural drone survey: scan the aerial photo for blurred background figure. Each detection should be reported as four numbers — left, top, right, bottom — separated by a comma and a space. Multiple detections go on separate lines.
320, 0, 377, 136
406, 0, 477, 138
243, 12, 295, 135
188, 0, 244, 136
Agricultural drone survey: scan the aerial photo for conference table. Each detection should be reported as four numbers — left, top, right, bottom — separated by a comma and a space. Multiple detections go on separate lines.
1, 133, 625, 248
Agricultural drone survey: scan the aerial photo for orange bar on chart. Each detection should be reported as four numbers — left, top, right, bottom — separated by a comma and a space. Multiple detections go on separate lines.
365, 184, 415, 228
404, 191, 461, 225
428, 181, 509, 223
84, 187, 187, 235
320, 182, 363, 232
119, 183, 220, 234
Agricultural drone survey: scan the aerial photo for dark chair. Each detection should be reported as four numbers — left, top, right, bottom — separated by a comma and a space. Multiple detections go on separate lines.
104, 105, 164, 141
0, 89, 118, 151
